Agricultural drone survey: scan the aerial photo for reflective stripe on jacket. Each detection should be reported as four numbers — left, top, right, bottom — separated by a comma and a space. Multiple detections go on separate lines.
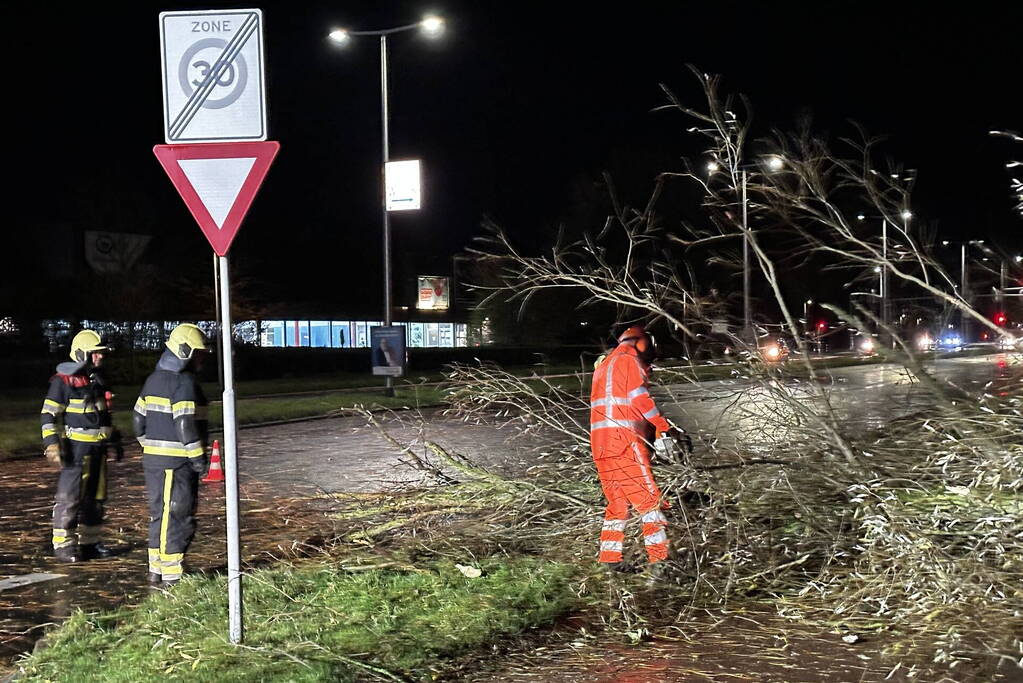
590, 343, 670, 457
133, 357, 208, 463
40, 373, 112, 447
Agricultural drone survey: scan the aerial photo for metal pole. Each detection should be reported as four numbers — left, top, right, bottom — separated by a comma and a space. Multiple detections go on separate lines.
213, 254, 224, 391
998, 259, 1007, 310
881, 219, 889, 346
961, 244, 968, 341
380, 34, 395, 397
741, 170, 752, 344
218, 255, 243, 644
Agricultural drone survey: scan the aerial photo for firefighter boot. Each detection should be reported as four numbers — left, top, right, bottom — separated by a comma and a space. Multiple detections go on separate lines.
54, 546, 81, 563
80, 543, 114, 560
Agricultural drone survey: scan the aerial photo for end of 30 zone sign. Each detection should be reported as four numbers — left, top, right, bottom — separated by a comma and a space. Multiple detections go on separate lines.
159, 9, 267, 144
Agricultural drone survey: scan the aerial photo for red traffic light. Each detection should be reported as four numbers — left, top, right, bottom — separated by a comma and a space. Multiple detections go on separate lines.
994, 312, 1007, 326
817, 321, 827, 330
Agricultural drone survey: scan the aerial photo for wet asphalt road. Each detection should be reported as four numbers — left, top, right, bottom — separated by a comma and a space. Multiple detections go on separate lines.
659, 353, 1022, 453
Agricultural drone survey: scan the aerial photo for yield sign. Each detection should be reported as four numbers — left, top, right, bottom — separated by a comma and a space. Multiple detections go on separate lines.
153, 141, 279, 255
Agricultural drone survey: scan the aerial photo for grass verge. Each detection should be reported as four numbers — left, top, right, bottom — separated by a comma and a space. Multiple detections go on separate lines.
0, 387, 446, 458
17, 557, 580, 682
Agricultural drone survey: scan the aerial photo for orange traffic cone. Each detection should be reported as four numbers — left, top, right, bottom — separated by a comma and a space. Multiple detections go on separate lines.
202, 440, 225, 483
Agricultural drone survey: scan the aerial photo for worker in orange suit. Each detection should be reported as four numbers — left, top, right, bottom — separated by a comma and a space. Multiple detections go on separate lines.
590, 325, 686, 568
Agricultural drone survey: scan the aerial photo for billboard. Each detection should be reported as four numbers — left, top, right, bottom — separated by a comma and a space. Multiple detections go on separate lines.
417, 276, 450, 311
371, 325, 406, 377
85, 231, 152, 273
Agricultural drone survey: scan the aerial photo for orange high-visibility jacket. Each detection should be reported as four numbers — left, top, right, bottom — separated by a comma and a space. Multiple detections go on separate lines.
590, 343, 671, 457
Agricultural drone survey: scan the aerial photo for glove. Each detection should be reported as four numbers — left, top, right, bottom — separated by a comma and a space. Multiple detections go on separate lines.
676, 429, 694, 455
189, 455, 209, 477
653, 435, 677, 459
44, 443, 62, 467
108, 429, 125, 462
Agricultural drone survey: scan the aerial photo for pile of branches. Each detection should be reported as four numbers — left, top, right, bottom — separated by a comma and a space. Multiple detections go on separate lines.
351, 69, 1022, 678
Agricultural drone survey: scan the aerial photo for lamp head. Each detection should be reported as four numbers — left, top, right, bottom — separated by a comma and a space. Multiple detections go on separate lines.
420, 15, 444, 37
328, 28, 350, 45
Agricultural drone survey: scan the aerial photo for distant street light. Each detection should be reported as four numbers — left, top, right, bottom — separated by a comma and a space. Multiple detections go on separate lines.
803, 299, 813, 346
706, 155, 787, 343
940, 239, 987, 342
329, 15, 445, 396
857, 211, 912, 346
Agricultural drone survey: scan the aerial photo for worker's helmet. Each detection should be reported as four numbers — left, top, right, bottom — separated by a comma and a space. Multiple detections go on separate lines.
617, 325, 657, 365
70, 330, 108, 363
166, 323, 207, 361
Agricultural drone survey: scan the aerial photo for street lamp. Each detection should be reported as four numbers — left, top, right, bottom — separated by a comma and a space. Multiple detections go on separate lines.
329, 15, 445, 397
940, 239, 986, 341
857, 210, 911, 346
706, 155, 785, 344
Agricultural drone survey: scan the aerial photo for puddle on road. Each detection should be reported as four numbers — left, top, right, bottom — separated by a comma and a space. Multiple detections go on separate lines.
0, 454, 336, 669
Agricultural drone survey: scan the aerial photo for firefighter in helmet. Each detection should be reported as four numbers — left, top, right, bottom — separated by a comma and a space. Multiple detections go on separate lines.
41, 329, 123, 562
133, 323, 209, 587
590, 325, 689, 569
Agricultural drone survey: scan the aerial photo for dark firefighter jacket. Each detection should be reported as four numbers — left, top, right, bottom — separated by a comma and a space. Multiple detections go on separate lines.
132, 350, 208, 469
40, 361, 113, 447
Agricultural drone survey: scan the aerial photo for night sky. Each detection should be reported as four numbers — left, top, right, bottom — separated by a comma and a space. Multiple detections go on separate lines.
9, 1, 1021, 317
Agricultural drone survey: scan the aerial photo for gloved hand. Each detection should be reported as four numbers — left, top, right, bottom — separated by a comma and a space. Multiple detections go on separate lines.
675, 428, 694, 455
653, 434, 678, 459
108, 429, 125, 462
109, 441, 125, 462
44, 443, 62, 467
189, 455, 209, 477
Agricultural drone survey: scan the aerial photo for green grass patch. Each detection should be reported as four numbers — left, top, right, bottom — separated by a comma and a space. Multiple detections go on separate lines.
18, 557, 580, 682
0, 387, 445, 457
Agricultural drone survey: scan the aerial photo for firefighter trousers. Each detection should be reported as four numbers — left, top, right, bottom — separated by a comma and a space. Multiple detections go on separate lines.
144, 463, 198, 581
52, 442, 107, 549
594, 441, 668, 564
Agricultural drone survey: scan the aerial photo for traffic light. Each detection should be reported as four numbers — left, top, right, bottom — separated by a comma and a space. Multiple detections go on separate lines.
817, 321, 827, 331
994, 312, 1007, 326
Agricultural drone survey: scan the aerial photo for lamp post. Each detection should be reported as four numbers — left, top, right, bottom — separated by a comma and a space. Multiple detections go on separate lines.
856, 210, 911, 347
329, 15, 444, 397
941, 239, 986, 342
707, 156, 785, 345
803, 298, 813, 342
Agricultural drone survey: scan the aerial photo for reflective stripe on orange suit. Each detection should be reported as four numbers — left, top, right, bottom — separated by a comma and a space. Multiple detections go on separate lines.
590, 343, 670, 563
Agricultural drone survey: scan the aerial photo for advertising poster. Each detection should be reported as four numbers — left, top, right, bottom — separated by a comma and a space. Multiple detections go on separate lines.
371, 325, 406, 377
417, 276, 450, 310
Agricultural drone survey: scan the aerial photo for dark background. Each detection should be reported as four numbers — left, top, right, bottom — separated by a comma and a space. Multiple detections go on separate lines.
6, 1, 1021, 321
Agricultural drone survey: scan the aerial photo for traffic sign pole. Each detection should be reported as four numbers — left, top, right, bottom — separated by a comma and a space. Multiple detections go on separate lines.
219, 254, 243, 644
157, 10, 276, 646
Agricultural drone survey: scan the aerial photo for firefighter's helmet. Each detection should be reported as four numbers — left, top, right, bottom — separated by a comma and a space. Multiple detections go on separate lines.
166, 323, 207, 360
70, 330, 108, 363
617, 325, 657, 364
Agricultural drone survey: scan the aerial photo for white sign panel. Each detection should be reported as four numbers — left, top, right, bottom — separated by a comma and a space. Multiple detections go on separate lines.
160, 9, 267, 143
386, 160, 422, 211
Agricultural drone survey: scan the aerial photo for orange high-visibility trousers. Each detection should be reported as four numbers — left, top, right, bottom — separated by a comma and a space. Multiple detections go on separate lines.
595, 441, 668, 564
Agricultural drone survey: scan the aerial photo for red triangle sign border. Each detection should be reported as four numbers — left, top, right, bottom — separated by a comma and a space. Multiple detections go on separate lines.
153, 141, 280, 256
